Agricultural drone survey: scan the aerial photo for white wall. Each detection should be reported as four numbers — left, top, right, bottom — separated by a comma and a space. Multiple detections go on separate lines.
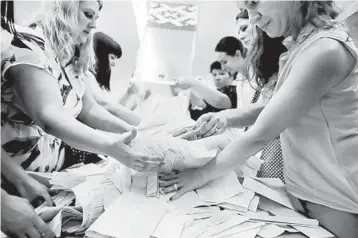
13, 0, 239, 98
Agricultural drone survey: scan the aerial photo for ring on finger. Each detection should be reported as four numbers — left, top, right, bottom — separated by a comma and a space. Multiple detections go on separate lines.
174, 183, 178, 191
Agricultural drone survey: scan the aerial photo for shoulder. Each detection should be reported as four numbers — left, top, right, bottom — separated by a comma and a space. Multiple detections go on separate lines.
295, 37, 355, 81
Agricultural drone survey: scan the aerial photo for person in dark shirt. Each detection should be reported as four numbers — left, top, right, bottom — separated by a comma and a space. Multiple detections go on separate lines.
174, 61, 237, 121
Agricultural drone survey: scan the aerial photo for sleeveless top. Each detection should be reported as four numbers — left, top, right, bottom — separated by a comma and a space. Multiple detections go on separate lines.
275, 24, 358, 213
1, 25, 85, 172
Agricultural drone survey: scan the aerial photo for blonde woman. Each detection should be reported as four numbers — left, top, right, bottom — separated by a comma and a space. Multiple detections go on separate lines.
161, 1, 358, 237
1, 0, 162, 193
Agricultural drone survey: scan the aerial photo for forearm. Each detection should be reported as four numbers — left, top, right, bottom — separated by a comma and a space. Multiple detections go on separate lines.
103, 101, 141, 126
200, 131, 266, 182
80, 103, 133, 133
118, 90, 134, 106
41, 109, 118, 156
220, 102, 265, 128
191, 82, 231, 109
1, 151, 30, 188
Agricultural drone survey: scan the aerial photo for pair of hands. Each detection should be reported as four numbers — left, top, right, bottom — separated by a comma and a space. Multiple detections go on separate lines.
2, 173, 55, 238
159, 112, 229, 200
1, 193, 55, 238
109, 128, 164, 173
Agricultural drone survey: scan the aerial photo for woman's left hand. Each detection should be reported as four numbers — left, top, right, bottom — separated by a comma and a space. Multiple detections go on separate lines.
159, 169, 209, 200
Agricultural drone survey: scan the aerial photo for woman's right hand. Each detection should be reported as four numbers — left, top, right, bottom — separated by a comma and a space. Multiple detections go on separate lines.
1, 191, 55, 238
109, 128, 164, 172
194, 112, 228, 138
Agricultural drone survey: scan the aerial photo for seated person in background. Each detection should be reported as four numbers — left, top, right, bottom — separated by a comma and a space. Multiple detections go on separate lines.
174, 61, 237, 121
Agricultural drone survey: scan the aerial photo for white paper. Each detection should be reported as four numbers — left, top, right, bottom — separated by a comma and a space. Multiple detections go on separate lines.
129, 133, 216, 173
196, 172, 243, 203
218, 187, 255, 210
215, 221, 265, 238
206, 215, 250, 236
86, 193, 167, 238
151, 209, 188, 238
147, 171, 159, 197
248, 195, 260, 212
161, 191, 205, 210
72, 178, 105, 232
259, 197, 334, 238
242, 177, 295, 209
258, 224, 286, 238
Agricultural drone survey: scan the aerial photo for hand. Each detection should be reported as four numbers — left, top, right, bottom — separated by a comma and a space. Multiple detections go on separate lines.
194, 112, 228, 138
127, 82, 139, 95
16, 175, 54, 207
1, 192, 55, 238
159, 169, 209, 200
110, 128, 164, 172
174, 76, 197, 90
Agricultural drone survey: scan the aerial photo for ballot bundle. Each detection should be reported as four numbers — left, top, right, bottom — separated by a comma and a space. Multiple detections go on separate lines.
129, 133, 217, 173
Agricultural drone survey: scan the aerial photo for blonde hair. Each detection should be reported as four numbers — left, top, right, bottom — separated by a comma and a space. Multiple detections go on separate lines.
37, 0, 102, 75
289, 1, 340, 39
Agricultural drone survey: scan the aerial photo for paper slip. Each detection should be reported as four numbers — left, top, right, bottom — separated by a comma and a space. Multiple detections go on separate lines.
242, 177, 295, 209
205, 215, 250, 236
258, 224, 286, 238
252, 177, 285, 189
65, 163, 106, 176
48, 207, 83, 237
72, 178, 105, 232
86, 193, 168, 238
147, 171, 159, 197
220, 227, 261, 238
160, 191, 205, 210
49, 172, 86, 190
259, 197, 334, 238
217, 188, 255, 211
248, 195, 260, 212
244, 211, 319, 227
186, 206, 220, 215
151, 209, 189, 238
196, 172, 243, 203
103, 182, 122, 210
215, 221, 265, 238
181, 211, 234, 238
129, 133, 216, 173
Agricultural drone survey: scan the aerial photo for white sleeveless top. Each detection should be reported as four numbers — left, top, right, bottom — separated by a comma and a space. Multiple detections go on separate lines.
275, 25, 358, 213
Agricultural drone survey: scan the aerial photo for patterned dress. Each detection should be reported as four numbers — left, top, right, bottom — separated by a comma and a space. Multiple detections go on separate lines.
1, 25, 85, 172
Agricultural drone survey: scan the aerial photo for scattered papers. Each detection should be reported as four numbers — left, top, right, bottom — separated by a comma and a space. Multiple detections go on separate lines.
259, 197, 335, 238
86, 193, 167, 238
196, 172, 243, 203
147, 171, 159, 197
242, 177, 295, 209
151, 209, 189, 238
258, 224, 287, 238
248, 195, 260, 212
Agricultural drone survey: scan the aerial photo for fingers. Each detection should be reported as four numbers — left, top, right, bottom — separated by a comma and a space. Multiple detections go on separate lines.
33, 216, 55, 238
194, 113, 211, 129
159, 173, 180, 181
42, 188, 54, 207
25, 226, 41, 238
170, 188, 188, 201
122, 128, 137, 144
159, 178, 179, 188
162, 184, 178, 194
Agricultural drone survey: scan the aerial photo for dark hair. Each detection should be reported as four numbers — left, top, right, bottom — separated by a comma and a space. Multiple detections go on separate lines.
244, 26, 287, 88
93, 32, 122, 91
210, 61, 222, 73
215, 36, 247, 58
236, 9, 249, 21
1, 0, 16, 34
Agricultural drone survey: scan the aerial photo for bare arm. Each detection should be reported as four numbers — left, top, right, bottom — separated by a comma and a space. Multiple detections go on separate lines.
190, 80, 232, 109
220, 102, 265, 128
9, 65, 124, 157
83, 73, 141, 126
200, 38, 356, 181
